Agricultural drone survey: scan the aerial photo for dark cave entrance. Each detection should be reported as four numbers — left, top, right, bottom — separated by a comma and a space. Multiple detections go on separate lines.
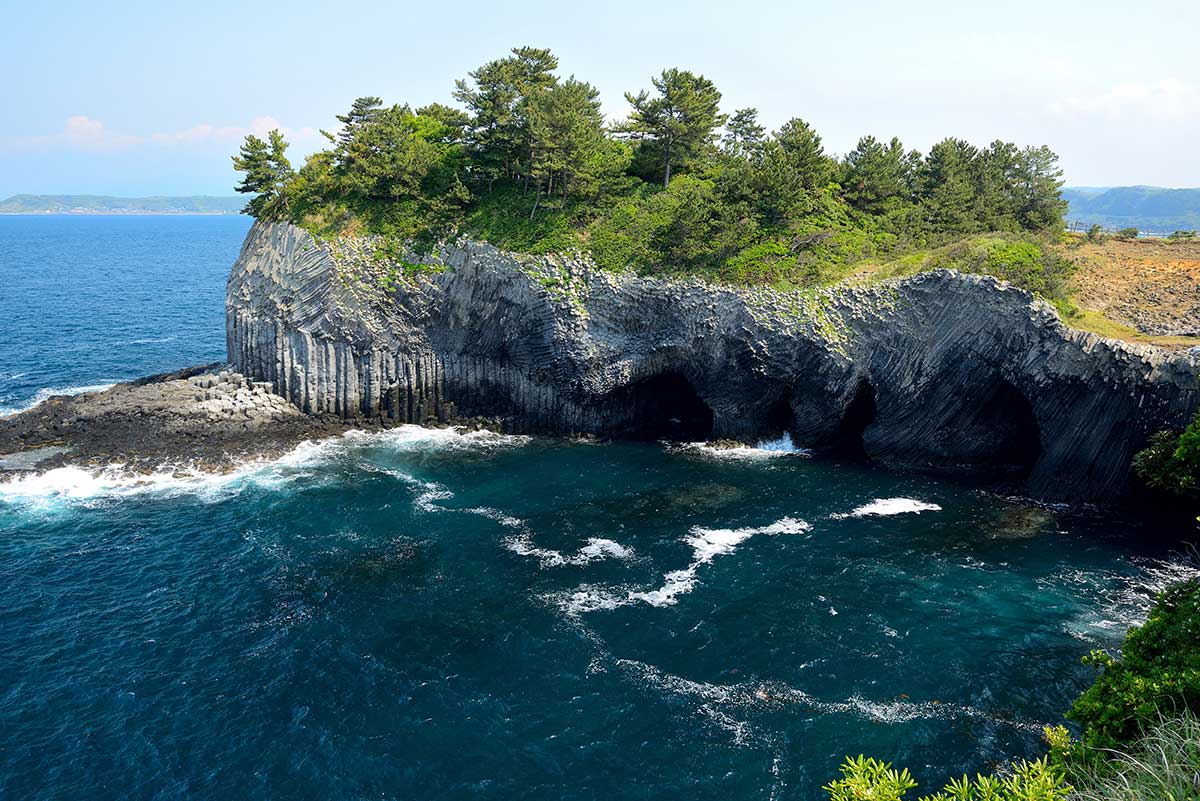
832, 379, 878, 457
764, 395, 795, 439
974, 381, 1041, 477
622, 371, 715, 441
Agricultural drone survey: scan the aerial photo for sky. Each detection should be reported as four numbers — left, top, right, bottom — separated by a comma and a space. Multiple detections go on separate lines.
1, 0, 1198, 197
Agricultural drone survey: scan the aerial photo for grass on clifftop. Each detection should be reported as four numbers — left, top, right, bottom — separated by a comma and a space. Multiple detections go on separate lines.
233, 46, 1067, 291
231, 47, 1200, 351
1057, 309, 1200, 349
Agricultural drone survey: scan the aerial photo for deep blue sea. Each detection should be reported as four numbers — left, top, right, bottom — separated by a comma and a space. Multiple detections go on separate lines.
1, 215, 1198, 800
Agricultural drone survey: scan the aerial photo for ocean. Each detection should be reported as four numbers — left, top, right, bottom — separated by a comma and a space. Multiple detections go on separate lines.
1, 215, 1196, 800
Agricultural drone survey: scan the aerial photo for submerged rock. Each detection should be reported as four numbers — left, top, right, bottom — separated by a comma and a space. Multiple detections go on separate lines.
226, 222, 1200, 502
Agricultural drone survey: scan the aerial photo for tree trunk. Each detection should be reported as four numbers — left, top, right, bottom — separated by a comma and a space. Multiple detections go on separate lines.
528, 191, 540, 221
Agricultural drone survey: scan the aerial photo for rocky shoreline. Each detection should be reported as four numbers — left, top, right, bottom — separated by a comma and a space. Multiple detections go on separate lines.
225, 221, 1199, 503
0, 365, 365, 474
5, 221, 1199, 507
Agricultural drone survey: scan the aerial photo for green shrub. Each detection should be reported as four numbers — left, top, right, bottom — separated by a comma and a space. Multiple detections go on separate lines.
1133, 412, 1200, 500
1069, 712, 1200, 800
1116, 227, 1139, 239
460, 186, 582, 255
1168, 230, 1197, 241
926, 234, 1075, 302
1067, 579, 1200, 750
823, 755, 1070, 800
1086, 223, 1104, 241
234, 50, 1070, 286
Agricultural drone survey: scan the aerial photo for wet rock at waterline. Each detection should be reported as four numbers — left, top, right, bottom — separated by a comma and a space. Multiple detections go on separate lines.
226, 221, 1199, 502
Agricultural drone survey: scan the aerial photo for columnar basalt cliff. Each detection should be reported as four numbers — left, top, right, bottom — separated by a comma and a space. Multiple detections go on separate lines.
227, 221, 1200, 502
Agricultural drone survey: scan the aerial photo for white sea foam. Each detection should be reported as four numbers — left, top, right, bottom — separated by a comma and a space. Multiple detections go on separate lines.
674, 433, 811, 461
551, 516, 811, 614
0, 424, 529, 510
505, 532, 634, 568
1055, 554, 1200, 642
466, 506, 525, 528
830, 497, 942, 519
0, 381, 119, 417
618, 658, 1046, 733
124, 336, 177, 345
336, 424, 530, 454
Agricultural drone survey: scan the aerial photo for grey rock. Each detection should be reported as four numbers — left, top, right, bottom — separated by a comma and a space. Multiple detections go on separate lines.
226, 222, 1200, 503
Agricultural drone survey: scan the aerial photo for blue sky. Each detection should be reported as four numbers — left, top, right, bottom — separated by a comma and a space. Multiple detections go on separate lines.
2, 0, 1198, 196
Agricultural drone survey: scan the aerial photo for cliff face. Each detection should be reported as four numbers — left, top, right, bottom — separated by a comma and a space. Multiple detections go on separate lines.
227, 221, 1200, 502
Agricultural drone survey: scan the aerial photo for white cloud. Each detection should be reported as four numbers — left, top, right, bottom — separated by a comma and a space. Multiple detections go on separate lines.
3, 115, 322, 153
1051, 79, 1200, 118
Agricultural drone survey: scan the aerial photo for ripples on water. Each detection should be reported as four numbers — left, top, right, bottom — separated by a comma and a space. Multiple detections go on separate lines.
0, 215, 251, 415
4, 216, 1198, 799
2, 427, 1197, 801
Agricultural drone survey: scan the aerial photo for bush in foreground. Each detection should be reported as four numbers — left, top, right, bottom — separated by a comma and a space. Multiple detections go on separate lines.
1066, 578, 1200, 750
1068, 712, 1200, 800
825, 580, 1200, 800
823, 755, 1070, 800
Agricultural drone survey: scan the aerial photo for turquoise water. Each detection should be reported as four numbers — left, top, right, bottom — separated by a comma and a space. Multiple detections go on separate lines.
1, 216, 1197, 800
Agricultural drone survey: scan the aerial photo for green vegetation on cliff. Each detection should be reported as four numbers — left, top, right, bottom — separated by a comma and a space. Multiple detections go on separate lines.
232, 46, 1067, 291
1134, 412, 1200, 504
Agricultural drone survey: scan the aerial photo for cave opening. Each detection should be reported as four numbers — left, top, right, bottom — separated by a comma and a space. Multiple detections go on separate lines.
764, 395, 795, 437
832, 379, 878, 457
621, 371, 715, 441
975, 381, 1041, 477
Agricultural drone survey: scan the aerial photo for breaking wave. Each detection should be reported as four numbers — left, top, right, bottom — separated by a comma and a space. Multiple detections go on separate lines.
674, 433, 811, 461
550, 516, 811, 614
617, 659, 1047, 734
830, 497, 942, 519
505, 532, 634, 568
0, 381, 119, 417
0, 425, 529, 511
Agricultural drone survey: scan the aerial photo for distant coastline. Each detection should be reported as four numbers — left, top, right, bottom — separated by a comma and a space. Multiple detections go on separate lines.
0, 194, 244, 215
0, 210, 242, 216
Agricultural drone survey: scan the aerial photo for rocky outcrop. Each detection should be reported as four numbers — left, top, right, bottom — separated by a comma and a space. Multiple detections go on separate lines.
227, 222, 1200, 502
0, 366, 347, 472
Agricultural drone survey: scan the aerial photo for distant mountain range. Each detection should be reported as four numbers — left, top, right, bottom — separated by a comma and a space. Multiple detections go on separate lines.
1063, 186, 1200, 233
0, 195, 244, 215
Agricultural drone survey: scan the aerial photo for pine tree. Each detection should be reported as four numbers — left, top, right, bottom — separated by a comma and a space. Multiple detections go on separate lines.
331, 97, 383, 146
1013, 145, 1067, 231
774, 117, 830, 190
920, 138, 980, 234
974, 140, 1021, 231
528, 77, 610, 212
454, 47, 558, 192
722, 108, 766, 160
621, 68, 726, 187
232, 130, 294, 219
842, 135, 912, 214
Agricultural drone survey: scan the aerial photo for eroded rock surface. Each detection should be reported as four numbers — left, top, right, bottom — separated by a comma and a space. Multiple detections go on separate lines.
226, 222, 1200, 502
0, 365, 347, 472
